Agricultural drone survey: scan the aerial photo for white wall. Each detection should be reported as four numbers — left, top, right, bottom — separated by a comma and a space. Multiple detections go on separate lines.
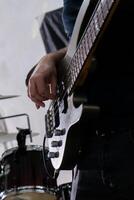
0, 0, 72, 186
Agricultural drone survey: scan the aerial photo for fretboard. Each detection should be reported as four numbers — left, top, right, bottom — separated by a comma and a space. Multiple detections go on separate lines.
63, 0, 119, 94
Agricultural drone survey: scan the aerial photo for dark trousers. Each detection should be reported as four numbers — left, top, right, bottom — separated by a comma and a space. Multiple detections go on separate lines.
71, 129, 134, 200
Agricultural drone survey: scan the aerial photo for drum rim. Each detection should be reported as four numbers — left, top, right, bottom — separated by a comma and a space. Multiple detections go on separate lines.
1, 145, 43, 159
0, 185, 57, 200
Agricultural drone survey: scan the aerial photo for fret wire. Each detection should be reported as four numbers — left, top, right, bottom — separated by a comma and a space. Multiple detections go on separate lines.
71, 65, 76, 79
75, 63, 79, 74
72, 62, 78, 79
74, 52, 79, 71
75, 64, 80, 78
84, 32, 89, 54
97, 4, 104, 27
77, 45, 83, 66
100, 0, 106, 20
96, 9, 101, 28
57, 0, 116, 97
78, 50, 82, 67
88, 26, 95, 44
77, 48, 83, 67
66, 1, 103, 93
103, 0, 109, 17
82, 34, 89, 59
70, 68, 74, 84
87, 27, 93, 49
98, 7, 104, 27
64, 0, 108, 94
73, 62, 79, 77
79, 43, 84, 62
90, 20, 96, 37
87, 32, 92, 52
74, 53, 78, 78
83, 42, 88, 60
77, 53, 81, 72
83, 36, 89, 56
93, 12, 100, 34
101, 0, 110, 19
90, 20, 96, 42
69, 52, 81, 83
79, 43, 85, 65
48, 0, 117, 119
70, 70, 73, 85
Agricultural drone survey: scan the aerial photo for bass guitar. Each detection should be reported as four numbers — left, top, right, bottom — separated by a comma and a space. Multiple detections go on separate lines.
45, 0, 130, 170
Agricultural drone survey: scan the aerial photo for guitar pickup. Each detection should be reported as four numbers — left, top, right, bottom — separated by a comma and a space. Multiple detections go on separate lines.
55, 129, 66, 136
48, 151, 59, 158
51, 140, 62, 147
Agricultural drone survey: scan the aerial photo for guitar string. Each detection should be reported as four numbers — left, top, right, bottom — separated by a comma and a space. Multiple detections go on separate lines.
47, 2, 101, 112
48, 0, 110, 114
46, 15, 99, 127
46, 0, 111, 123
47, 31, 93, 124
45, 0, 115, 162
48, 42, 86, 113
47, 1, 102, 115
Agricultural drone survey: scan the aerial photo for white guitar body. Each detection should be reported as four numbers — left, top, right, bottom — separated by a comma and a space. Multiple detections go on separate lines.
47, 95, 83, 170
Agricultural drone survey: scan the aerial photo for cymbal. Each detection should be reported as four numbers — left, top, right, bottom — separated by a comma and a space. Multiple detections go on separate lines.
0, 95, 20, 100
0, 132, 39, 143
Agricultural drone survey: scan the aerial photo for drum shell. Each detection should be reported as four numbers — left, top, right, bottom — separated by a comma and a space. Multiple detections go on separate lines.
0, 145, 57, 199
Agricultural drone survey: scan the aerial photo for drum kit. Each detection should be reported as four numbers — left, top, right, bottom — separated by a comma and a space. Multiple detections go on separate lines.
0, 95, 72, 200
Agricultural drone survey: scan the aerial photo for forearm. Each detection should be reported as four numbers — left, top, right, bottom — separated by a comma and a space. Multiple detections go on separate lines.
41, 47, 67, 63
52, 47, 67, 60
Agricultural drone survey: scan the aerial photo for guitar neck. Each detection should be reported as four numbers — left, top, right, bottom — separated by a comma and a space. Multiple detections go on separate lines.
60, 0, 120, 96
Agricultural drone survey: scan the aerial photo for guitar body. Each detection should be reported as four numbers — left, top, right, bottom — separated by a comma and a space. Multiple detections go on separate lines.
47, 93, 99, 170
47, 94, 83, 170
45, 0, 134, 170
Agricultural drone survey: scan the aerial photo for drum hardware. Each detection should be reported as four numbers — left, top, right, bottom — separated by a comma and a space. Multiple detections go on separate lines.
0, 132, 39, 144
0, 95, 20, 100
57, 183, 72, 200
0, 113, 32, 142
16, 127, 32, 151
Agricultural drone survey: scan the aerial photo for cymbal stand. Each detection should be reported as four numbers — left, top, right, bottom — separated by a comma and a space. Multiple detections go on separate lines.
0, 113, 32, 142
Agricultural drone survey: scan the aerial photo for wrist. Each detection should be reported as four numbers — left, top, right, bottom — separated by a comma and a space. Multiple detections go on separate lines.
50, 47, 67, 62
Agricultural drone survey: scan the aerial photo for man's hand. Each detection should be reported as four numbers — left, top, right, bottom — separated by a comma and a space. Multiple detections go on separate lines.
27, 48, 67, 109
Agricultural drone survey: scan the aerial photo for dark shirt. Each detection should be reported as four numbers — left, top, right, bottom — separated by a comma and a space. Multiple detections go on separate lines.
62, 0, 83, 38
